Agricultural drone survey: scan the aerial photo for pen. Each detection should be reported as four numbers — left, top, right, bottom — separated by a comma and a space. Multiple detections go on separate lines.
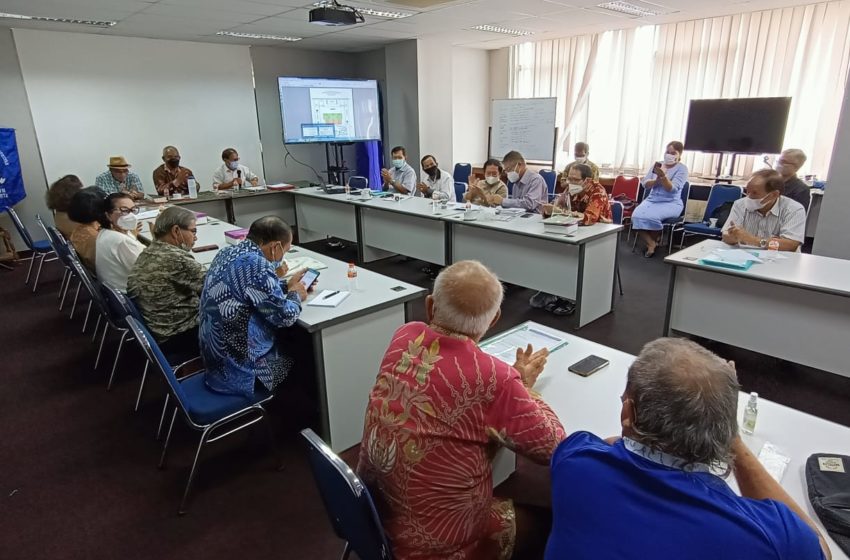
322, 290, 340, 300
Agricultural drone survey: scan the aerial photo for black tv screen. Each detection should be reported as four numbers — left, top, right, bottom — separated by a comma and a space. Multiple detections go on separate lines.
684, 97, 791, 154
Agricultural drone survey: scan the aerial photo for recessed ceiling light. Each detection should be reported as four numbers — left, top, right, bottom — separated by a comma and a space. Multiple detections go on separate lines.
0, 11, 116, 27
216, 31, 302, 41
596, 1, 660, 17
312, 1, 414, 19
469, 24, 534, 37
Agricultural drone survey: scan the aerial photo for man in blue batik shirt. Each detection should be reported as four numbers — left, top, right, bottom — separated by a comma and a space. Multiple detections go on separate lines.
546, 338, 830, 560
200, 217, 310, 397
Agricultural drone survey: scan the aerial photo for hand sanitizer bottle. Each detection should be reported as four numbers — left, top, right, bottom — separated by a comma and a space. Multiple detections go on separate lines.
742, 392, 758, 435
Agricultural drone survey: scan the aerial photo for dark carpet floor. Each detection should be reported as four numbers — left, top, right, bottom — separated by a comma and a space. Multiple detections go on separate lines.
1, 234, 848, 560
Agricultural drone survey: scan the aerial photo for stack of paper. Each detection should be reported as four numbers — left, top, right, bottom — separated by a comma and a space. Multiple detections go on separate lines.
542, 214, 579, 235
700, 249, 763, 270
480, 325, 568, 364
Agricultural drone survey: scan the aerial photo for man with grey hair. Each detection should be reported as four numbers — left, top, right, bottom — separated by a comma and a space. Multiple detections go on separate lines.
545, 338, 831, 560
491, 150, 548, 212
128, 206, 205, 359
358, 260, 566, 560
775, 148, 811, 211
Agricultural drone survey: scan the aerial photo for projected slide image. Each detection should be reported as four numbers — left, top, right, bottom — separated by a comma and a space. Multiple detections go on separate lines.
310, 88, 354, 138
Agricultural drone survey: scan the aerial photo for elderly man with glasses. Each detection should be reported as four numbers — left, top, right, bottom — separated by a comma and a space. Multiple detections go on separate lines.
128, 206, 205, 360
490, 150, 548, 213
95, 155, 146, 200
545, 338, 831, 560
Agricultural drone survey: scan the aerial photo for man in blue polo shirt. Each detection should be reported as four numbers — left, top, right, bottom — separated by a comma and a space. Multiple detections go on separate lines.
546, 338, 830, 560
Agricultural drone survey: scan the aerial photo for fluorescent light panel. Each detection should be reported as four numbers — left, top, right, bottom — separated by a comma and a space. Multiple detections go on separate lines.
470, 24, 534, 37
0, 11, 116, 27
216, 31, 302, 41
312, 2, 414, 19
596, 1, 659, 17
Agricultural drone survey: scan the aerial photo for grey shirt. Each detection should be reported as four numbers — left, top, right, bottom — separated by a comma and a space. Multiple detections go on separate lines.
384, 162, 417, 194
501, 169, 548, 212
722, 195, 806, 244
783, 176, 811, 212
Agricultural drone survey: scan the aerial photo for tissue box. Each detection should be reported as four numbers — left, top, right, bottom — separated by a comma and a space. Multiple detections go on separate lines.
224, 228, 249, 244
193, 212, 208, 225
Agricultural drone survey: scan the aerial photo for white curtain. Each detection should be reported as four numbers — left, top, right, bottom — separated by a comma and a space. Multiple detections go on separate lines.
509, 1, 850, 178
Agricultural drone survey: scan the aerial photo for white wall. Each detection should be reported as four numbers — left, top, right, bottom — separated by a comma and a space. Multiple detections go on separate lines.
489, 48, 510, 102
13, 29, 262, 193
813, 69, 850, 259
417, 38, 454, 170
452, 47, 490, 166
0, 28, 49, 250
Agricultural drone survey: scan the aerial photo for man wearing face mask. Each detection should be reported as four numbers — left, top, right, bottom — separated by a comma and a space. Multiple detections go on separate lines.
200, 216, 311, 397
416, 154, 455, 199
533, 164, 613, 315
381, 146, 417, 195
558, 142, 599, 192
212, 148, 259, 191
722, 169, 806, 252
153, 146, 198, 197
128, 207, 206, 361
491, 151, 548, 212
773, 149, 811, 212
465, 159, 508, 206
95, 192, 146, 292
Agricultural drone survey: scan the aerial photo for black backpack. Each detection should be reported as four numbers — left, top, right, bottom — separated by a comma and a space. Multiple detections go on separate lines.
806, 453, 850, 554
709, 201, 735, 229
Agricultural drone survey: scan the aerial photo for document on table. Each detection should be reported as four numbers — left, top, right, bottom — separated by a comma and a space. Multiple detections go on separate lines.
307, 290, 350, 307
710, 249, 764, 265
480, 325, 568, 364
284, 256, 328, 276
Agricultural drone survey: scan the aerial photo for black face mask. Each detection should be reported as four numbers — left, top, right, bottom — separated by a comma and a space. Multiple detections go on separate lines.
166, 158, 180, 168
424, 166, 438, 178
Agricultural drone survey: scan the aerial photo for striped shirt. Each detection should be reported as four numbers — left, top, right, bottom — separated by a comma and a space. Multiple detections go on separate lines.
94, 170, 144, 196
722, 195, 806, 243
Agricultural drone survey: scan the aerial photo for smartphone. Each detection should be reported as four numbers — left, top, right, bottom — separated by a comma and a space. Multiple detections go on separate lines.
300, 268, 320, 289
569, 355, 610, 377
191, 244, 218, 253
521, 213, 534, 218
653, 161, 662, 170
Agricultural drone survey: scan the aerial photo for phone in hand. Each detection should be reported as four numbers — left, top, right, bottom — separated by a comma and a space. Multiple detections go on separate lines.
568, 355, 610, 377
653, 161, 662, 170
300, 268, 320, 290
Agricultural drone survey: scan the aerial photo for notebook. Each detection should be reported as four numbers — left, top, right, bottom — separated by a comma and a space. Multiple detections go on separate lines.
307, 290, 350, 307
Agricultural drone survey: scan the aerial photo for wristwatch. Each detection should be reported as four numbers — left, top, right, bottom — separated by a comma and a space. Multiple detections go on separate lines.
759, 238, 768, 248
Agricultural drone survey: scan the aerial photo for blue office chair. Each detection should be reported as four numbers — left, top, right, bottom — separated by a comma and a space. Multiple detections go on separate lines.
452, 163, 472, 183
125, 316, 279, 514
540, 169, 557, 201
36, 216, 71, 306
301, 428, 394, 560
349, 176, 369, 191
453, 182, 467, 202
5, 207, 56, 292
506, 180, 514, 197
611, 201, 624, 296
65, 247, 114, 358
679, 184, 743, 248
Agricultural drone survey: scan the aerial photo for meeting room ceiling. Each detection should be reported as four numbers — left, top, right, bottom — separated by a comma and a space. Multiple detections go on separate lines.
0, 0, 816, 52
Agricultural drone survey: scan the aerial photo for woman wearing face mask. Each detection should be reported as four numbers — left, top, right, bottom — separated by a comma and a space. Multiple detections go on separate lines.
212, 148, 260, 191
95, 192, 146, 292
127, 206, 206, 362
465, 159, 509, 206
631, 141, 688, 258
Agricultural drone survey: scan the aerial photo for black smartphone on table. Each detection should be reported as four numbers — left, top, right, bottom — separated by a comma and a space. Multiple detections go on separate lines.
569, 355, 610, 377
300, 268, 320, 290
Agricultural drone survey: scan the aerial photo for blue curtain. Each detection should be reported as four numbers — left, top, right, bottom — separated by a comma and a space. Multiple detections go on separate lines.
0, 128, 25, 210
356, 140, 382, 191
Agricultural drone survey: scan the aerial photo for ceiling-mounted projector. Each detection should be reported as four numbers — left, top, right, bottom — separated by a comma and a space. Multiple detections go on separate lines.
309, 1, 365, 26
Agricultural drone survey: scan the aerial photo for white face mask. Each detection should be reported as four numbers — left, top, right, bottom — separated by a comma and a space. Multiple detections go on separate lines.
663, 153, 678, 166
575, 156, 587, 164
117, 213, 138, 232
568, 183, 584, 195
743, 195, 770, 212
506, 171, 520, 183
484, 175, 500, 185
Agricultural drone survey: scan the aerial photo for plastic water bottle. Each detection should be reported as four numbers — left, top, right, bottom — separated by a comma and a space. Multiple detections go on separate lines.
742, 392, 758, 435
187, 176, 197, 199
347, 262, 359, 291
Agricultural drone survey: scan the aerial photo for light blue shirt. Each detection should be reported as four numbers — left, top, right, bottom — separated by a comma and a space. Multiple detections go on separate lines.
642, 162, 688, 203
501, 169, 547, 212
385, 161, 417, 194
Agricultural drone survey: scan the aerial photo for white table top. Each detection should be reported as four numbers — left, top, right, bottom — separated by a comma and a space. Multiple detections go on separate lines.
666, 240, 850, 297
291, 186, 623, 245
492, 321, 849, 559
141, 217, 427, 333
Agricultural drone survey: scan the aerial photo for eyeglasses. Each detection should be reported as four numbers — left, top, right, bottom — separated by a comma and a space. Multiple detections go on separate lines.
113, 206, 139, 215
181, 227, 198, 235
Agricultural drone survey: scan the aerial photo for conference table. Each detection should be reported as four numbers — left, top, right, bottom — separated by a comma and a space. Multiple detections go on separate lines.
664, 240, 850, 378
166, 188, 298, 229
140, 217, 427, 452
488, 321, 850, 559
292, 187, 623, 329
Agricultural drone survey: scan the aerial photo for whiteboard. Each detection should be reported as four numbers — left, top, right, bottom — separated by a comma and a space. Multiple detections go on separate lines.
490, 98, 557, 163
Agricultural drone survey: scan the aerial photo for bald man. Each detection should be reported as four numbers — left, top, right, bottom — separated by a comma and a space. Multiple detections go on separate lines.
358, 260, 566, 560
153, 146, 199, 197
774, 149, 811, 212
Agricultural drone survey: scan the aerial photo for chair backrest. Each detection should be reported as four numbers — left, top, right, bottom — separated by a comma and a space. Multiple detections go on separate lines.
703, 184, 743, 220
453, 182, 467, 202
68, 251, 110, 317
539, 169, 557, 197
452, 163, 471, 183
611, 176, 640, 200
610, 201, 624, 225
506, 180, 514, 196
301, 428, 393, 560
35, 215, 57, 252
125, 316, 190, 406
677, 182, 691, 217
4, 207, 34, 249
101, 282, 143, 328
349, 176, 369, 191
